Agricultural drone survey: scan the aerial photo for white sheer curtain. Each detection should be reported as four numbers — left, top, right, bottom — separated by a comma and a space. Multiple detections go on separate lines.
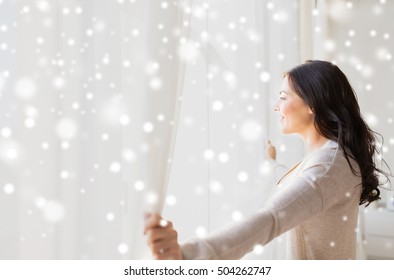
0, 0, 187, 259
0, 0, 130, 259
162, 0, 304, 260
122, 0, 191, 259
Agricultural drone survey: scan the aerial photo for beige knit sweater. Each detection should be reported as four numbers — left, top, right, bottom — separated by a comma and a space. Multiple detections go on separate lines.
181, 140, 362, 259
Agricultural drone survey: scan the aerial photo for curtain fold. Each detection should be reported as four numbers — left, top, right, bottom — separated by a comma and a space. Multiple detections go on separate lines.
122, 0, 192, 259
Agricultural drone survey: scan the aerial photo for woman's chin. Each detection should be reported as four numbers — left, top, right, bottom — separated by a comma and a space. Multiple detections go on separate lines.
280, 126, 291, 134
279, 120, 291, 134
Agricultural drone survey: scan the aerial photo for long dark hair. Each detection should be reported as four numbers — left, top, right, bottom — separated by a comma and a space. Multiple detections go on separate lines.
286, 60, 390, 206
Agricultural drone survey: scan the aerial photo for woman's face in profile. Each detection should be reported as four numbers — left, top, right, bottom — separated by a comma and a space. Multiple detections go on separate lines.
274, 76, 314, 135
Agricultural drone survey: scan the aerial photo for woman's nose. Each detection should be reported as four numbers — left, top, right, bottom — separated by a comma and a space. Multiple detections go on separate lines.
273, 101, 279, 112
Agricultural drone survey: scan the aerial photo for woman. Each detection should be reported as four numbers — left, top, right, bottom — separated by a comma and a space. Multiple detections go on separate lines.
144, 60, 389, 260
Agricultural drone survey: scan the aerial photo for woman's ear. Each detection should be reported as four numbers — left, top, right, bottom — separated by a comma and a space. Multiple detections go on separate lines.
309, 107, 314, 115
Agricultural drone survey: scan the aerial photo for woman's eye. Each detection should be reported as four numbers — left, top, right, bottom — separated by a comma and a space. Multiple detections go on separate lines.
280, 97, 286, 100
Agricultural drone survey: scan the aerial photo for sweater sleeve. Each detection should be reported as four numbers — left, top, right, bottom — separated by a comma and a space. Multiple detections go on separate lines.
181, 161, 331, 260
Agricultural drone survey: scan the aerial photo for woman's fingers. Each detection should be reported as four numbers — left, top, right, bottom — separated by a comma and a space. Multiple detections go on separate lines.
144, 213, 182, 260
150, 237, 179, 255
154, 247, 183, 260
144, 213, 169, 233
151, 240, 183, 260
146, 227, 177, 245
266, 140, 277, 160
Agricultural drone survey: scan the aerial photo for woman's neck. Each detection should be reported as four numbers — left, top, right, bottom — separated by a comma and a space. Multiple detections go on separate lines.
300, 131, 329, 157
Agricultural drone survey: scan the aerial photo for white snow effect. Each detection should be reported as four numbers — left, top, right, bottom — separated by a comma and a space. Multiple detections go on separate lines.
247, 29, 261, 42
272, 11, 289, 23
223, 71, 237, 89
100, 96, 127, 125
15, 78, 37, 100
123, 60, 130, 68
277, 53, 285, 61
161, 2, 168, 9
102, 54, 110, 65
94, 21, 106, 33
86, 29, 94, 36
118, 243, 129, 255
122, 149, 136, 163
324, 39, 337, 52
159, 219, 168, 227
41, 142, 49, 150
61, 141, 70, 149
279, 144, 287, 152
178, 40, 199, 62
106, 213, 115, 221
60, 170, 69, 179
232, 211, 243, 221
119, 114, 130, 126
149, 77, 162, 90
1, 127, 12, 138
143, 122, 154, 133
370, 30, 377, 37
145, 191, 159, 205
52, 76, 66, 89
110, 162, 122, 173
240, 120, 262, 142
134, 180, 145, 192
376, 47, 391, 61
259, 161, 273, 175
253, 244, 264, 255
203, 149, 215, 160
209, 180, 223, 194
42, 200, 66, 223
166, 195, 177, 206
0, 140, 21, 162
0, 76, 4, 93
55, 118, 78, 140
360, 65, 374, 78
237, 171, 249, 182
259, 71, 271, 83
157, 114, 165, 122
195, 226, 207, 238
3, 183, 15, 194
218, 152, 229, 163
192, 5, 206, 19
145, 61, 160, 75
329, 1, 352, 22
24, 105, 39, 118
364, 113, 379, 127
182, 116, 194, 127
212, 100, 223, 112
266, 2, 274, 10
24, 118, 35, 128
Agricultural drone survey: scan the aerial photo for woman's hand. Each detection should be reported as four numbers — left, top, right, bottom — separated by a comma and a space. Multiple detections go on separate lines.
144, 213, 183, 260
266, 140, 277, 160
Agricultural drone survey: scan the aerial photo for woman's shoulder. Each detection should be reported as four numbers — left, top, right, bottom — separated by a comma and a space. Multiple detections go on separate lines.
304, 140, 339, 166
302, 140, 359, 180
